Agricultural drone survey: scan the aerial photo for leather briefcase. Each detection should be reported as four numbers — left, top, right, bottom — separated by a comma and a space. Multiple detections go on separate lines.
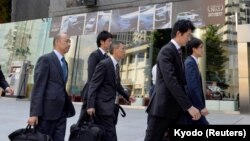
68, 109, 103, 141
68, 122, 103, 141
8, 124, 52, 141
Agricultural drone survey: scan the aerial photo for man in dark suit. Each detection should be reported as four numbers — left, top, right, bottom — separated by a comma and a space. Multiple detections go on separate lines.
185, 37, 209, 125
87, 41, 136, 141
144, 20, 201, 141
0, 65, 14, 96
81, 30, 113, 103
27, 33, 75, 141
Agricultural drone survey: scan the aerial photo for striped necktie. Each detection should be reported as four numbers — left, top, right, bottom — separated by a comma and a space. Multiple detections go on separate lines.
61, 57, 67, 82
116, 64, 120, 84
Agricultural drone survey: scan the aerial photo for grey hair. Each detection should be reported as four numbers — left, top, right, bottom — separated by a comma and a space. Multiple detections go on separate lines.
109, 41, 124, 54
53, 32, 67, 47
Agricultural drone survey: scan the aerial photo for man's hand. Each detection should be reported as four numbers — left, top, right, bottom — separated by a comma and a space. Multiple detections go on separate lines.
187, 106, 201, 120
5, 87, 14, 95
201, 108, 209, 116
129, 96, 136, 103
27, 116, 38, 126
87, 108, 95, 117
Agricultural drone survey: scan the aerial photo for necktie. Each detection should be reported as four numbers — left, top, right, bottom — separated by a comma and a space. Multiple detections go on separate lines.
178, 48, 184, 68
115, 64, 120, 84
104, 53, 109, 58
61, 57, 67, 82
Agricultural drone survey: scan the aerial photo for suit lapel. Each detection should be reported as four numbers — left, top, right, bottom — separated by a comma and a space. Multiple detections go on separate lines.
189, 56, 201, 83
189, 56, 199, 72
189, 56, 204, 100
107, 58, 116, 86
51, 52, 65, 83
97, 49, 106, 60
66, 60, 69, 82
169, 42, 185, 82
170, 42, 184, 72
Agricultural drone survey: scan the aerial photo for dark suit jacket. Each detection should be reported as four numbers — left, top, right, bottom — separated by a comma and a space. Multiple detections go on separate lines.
146, 42, 192, 120
30, 52, 75, 120
87, 57, 129, 116
185, 56, 208, 125
0, 66, 9, 90
81, 49, 107, 100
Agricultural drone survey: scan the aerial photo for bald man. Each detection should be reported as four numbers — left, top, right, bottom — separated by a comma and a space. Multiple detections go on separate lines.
27, 33, 75, 141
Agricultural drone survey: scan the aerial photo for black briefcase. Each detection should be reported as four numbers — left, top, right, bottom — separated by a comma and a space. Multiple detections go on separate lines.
68, 108, 103, 141
8, 124, 52, 141
68, 122, 103, 141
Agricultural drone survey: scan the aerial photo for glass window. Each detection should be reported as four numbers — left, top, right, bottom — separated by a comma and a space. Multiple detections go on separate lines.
137, 52, 144, 62
129, 55, 135, 63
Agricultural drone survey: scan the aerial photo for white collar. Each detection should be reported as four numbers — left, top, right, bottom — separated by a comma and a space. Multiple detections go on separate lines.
110, 55, 118, 66
191, 55, 199, 65
53, 50, 64, 62
99, 48, 106, 55
171, 39, 181, 51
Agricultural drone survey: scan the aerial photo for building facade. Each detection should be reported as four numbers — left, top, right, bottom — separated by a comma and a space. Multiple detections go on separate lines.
4, 0, 250, 113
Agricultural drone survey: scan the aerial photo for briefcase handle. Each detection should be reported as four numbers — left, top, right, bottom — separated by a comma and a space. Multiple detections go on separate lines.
25, 124, 37, 133
117, 104, 126, 117
76, 112, 95, 127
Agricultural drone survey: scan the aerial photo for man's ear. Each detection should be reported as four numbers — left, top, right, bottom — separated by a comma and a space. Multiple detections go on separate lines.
192, 47, 195, 52
55, 39, 60, 45
100, 40, 104, 45
176, 31, 181, 37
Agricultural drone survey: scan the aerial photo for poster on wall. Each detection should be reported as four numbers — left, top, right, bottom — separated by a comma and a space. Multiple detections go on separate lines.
154, 3, 172, 29
111, 7, 139, 32
60, 14, 85, 36
49, 17, 62, 37
53, 0, 225, 36
139, 5, 154, 31
84, 12, 97, 34
172, 0, 204, 27
96, 10, 111, 34
203, 0, 225, 25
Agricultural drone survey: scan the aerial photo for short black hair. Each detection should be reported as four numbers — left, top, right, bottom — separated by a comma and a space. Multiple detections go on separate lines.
96, 30, 113, 47
171, 19, 195, 38
109, 41, 124, 54
186, 37, 203, 56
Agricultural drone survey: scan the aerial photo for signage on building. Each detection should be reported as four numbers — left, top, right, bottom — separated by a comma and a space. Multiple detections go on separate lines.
203, 0, 225, 25
111, 7, 139, 33
172, 0, 204, 27
49, 0, 225, 37
49, 17, 62, 37
84, 12, 98, 34
60, 14, 86, 36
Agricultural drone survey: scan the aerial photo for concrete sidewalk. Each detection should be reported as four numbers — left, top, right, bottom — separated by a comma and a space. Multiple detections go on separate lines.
0, 97, 250, 141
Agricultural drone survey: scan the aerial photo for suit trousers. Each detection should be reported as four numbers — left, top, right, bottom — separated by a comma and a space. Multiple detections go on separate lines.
95, 114, 117, 141
37, 114, 67, 141
144, 114, 188, 141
